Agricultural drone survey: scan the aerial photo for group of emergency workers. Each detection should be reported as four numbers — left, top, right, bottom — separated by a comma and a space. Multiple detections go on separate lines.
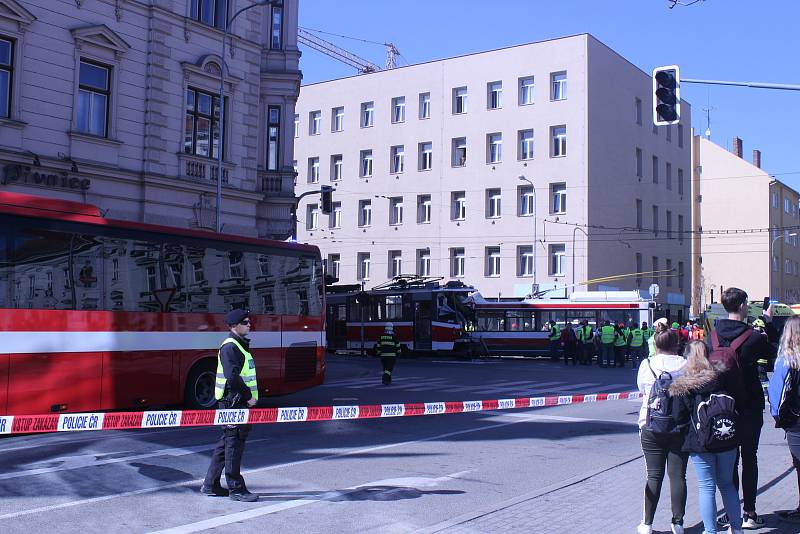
545, 319, 706, 369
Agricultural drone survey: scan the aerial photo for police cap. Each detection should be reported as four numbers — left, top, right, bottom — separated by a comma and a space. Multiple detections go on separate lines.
225, 308, 250, 325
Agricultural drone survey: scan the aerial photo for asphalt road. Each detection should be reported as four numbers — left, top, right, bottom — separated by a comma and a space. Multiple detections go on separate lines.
0, 356, 797, 533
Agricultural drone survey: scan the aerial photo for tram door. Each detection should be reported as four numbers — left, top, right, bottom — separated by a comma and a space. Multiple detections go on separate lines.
326, 303, 347, 349
414, 301, 432, 350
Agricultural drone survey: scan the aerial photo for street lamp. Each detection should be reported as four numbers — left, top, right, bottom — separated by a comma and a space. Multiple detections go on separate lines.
571, 226, 588, 290
771, 231, 796, 297
216, 0, 273, 233
518, 176, 537, 286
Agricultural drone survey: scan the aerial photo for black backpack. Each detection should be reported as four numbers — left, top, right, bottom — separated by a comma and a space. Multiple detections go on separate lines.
776, 368, 800, 429
693, 392, 739, 451
644, 361, 681, 434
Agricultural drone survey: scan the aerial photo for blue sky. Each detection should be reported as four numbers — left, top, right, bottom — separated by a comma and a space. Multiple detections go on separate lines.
298, 0, 800, 189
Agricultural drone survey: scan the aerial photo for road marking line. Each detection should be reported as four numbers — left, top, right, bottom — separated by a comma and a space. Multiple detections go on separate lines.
0, 407, 606, 521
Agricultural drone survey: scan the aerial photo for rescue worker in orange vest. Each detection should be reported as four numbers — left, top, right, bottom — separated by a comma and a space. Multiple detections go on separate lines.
378, 323, 401, 385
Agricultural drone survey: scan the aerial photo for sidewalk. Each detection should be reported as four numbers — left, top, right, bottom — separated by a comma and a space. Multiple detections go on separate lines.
427, 420, 800, 534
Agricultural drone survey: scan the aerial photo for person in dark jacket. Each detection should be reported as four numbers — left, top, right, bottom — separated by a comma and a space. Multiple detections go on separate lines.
768, 315, 800, 521
670, 341, 743, 534
711, 288, 777, 528
202, 309, 259, 502
378, 323, 400, 384
562, 322, 578, 366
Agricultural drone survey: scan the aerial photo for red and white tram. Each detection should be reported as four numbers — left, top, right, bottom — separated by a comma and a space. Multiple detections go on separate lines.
0, 192, 326, 415
325, 277, 474, 354
461, 290, 655, 356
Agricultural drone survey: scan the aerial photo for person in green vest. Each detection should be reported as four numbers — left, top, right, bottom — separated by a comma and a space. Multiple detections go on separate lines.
599, 320, 617, 367
648, 317, 669, 357
629, 322, 645, 369
548, 321, 562, 361
577, 319, 595, 365
614, 322, 629, 367
378, 323, 401, 385
203, 308, 259, 502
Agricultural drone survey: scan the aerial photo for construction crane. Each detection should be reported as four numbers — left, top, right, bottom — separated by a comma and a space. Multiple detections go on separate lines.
297, 27, 400, 74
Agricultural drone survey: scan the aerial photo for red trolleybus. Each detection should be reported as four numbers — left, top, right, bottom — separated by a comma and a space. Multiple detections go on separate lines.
325, 276, 474, 354
0, 192, 325, 415
461, 290, 655, 356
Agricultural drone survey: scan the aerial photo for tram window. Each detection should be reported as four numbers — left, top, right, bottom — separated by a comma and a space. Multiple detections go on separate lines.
506, 310, 535, 331
567, 311, 596, 329
386, 295, 403, 320
477, 311, 505, 331
538, 310, 566, 330
435, 293, 459, 323
599, 310, 636, 327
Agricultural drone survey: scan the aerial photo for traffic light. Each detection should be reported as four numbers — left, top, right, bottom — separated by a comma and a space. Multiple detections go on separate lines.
652, 65, 680, 126
320, 185, 333, 214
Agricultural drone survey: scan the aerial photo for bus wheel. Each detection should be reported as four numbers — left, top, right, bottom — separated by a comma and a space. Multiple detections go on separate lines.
185, 359, 218, 410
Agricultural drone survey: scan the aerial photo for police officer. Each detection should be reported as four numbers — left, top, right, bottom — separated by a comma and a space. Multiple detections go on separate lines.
599, 320, 617, 367
202, 309, 259, 502
548, 321, 562, 361
378, 323, 400, 385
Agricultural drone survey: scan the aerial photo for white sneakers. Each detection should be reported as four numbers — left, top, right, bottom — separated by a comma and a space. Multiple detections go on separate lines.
671, 523, 684, 534
636, 523, 651, 534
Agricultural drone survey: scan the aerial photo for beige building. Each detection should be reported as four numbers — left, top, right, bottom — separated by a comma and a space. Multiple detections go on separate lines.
0, 0, 300, 238
692, 135, 800, 314
295, 34, 692, 319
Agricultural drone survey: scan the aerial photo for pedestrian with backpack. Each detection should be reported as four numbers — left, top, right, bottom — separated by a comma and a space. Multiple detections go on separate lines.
670, 341, 743, 534
710, 288, 777, 529
768, 315, 800, 522
635, 328, 689, 534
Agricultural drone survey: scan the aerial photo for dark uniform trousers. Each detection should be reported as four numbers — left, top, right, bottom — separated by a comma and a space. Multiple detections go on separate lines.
381, 356, 396, 385
203, 400, 251, 492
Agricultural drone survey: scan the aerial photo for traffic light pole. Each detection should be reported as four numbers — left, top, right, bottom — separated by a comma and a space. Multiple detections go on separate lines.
290, 187, 332, 241
682, 78, 800, 91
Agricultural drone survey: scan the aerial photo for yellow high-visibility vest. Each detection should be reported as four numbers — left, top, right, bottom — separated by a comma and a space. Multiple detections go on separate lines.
215, 337, 258, 401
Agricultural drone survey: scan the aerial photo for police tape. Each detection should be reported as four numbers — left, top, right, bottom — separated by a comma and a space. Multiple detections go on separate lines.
0, 390, 645, 435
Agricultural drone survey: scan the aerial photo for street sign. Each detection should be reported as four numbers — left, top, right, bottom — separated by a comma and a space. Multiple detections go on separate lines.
648, 283, 660, 298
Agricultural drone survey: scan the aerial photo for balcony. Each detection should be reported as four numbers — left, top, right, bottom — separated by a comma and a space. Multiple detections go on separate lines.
178, 153, 232, 184
259, 170, 294, 198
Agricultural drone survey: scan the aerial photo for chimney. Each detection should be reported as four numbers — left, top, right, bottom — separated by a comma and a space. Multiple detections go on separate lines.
753, 149, 762, 168
732, 137, 743, 158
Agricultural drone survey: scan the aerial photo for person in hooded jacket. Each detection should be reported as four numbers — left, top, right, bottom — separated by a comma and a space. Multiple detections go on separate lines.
711, 288, 777, 529
635, 328, 688, 534
670, 340, 744, 534
768, 315, 800, 522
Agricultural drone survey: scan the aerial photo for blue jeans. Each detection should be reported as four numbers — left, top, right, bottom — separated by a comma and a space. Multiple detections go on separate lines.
691, 450, 742, 533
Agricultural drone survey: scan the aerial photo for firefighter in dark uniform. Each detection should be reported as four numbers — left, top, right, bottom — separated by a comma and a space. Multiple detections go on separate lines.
201, 308, 259, 502
378, 322, 400, 385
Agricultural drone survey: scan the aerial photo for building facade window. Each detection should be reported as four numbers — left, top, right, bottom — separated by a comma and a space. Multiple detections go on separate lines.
666, 162, 672, 190
0, 37, 12, 119
487, 81, 502, 109
786, 197, 792, 214
551, 183, 566, 214
636, 148, 643, 178
306, 205, 319, 230
357, 253, 370, 280
419, 92, 431, 119
451, 191, 466, 220
551, 126, 566, 157
266, 105, 280, 171
678, 214, 684, 244
551, 71, 567, 101
519, 76, 534, 105
652, 257, 659, 285
270, 5, 282, 49
361, 101, 374, 127
487, 133, 502, 163
678, 124, 684, 148
451, 248, 465, 278
391, 96, 405, 123
772, 191, 778, 208
360, 149, 373, 177
190, 0, 227, 29
666, 125, 672, 142
678, 168, 684, 195
389, 197, 404, 225
635, 97, 642, 125
652, 205, 659, 236
453, 86, 467, 114
307, 157, 319, 183
330, 155, 343, 181
185, 87, 223, 158
666, 259, 673, 286
486, 247, 501, 277
652, 155, 659, 184
328, 254, 340, 280
666, 210, 672, 238
452, 137, 467, 167
330, 202, 342, 228
309, 110, 321, 135
332, 106, 344, 132
78, 60, 111, 137
419, 142, 433, 170
636, 253, 643, 287
417, 248, 431, 276
358, 200, 372, 227
519, 186, 534, 216
389, 251, 402, 277
549, 244, 566, 275
293, 114, 299, 138
391, 145, 405, 173
519, 129, 534, 160
636, 199, 643, 230
417, 195, 431, 224
518, 246, 534, 277
486, 188, 501, 218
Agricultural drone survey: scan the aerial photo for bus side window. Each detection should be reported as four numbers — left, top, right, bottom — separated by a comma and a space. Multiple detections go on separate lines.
0, 231, 11, 309
14, 227, 79, 310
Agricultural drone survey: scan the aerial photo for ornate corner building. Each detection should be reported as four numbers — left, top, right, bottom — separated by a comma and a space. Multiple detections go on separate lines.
0, 0, 300, 239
